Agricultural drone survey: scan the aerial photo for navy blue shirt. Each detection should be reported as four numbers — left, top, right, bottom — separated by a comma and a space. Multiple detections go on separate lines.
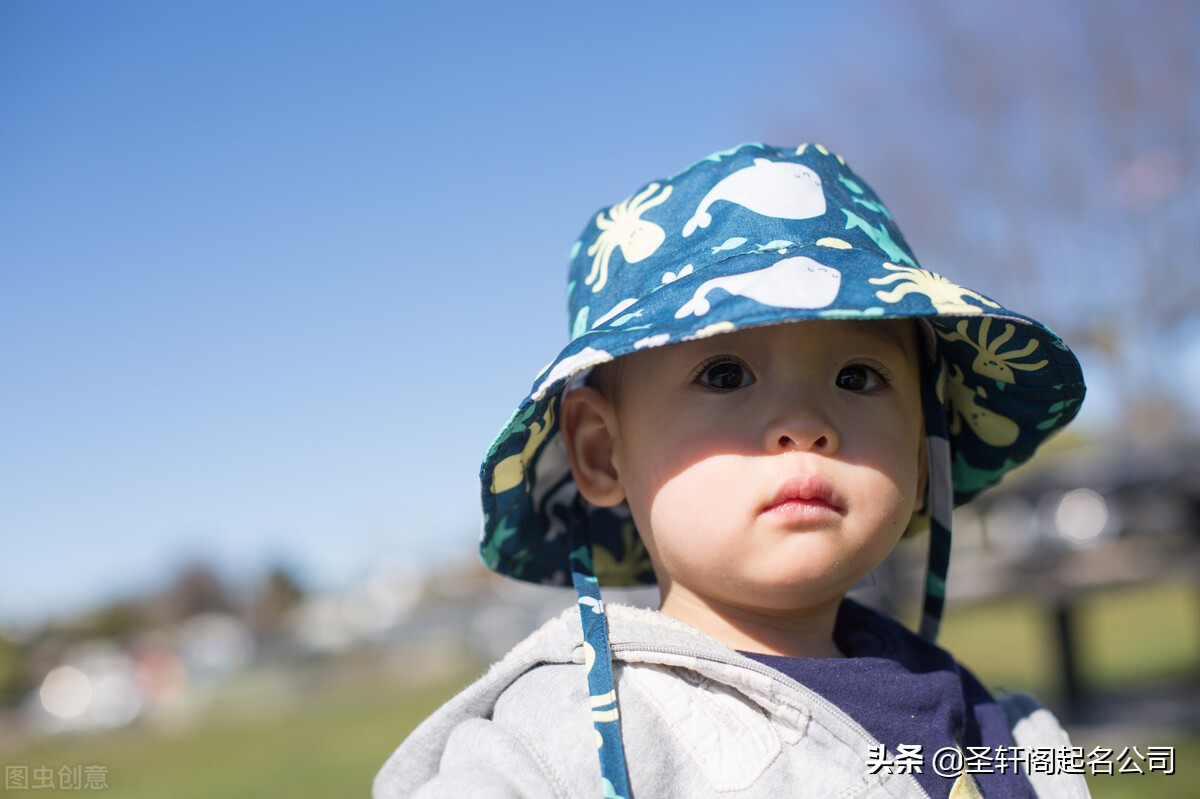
743, 599, 1034, 798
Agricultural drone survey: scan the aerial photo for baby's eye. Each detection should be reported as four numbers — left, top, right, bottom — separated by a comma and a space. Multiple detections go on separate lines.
698, 360, 754, 390
836, 364, 888, 392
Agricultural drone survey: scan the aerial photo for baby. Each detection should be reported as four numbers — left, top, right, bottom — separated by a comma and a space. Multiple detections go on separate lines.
375, 143, 1089, 798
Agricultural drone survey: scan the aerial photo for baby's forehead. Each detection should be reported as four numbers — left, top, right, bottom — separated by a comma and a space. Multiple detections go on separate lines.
845, 318, 923, 358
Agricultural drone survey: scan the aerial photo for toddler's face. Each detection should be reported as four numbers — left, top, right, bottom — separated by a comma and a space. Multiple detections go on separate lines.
573, 319, 926, 617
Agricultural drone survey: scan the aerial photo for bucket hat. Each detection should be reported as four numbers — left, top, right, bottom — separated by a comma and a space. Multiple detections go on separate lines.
478, 143, 1085, 796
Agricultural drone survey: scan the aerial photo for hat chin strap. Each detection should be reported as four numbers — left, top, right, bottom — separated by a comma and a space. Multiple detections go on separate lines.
919, 358, 953, 641
569, 520, 633, 799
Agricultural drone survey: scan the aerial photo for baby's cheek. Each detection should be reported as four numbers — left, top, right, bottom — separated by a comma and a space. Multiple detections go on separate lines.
649, 467, 736, 533
871, 428, 923, 489
877, 480, 921, 542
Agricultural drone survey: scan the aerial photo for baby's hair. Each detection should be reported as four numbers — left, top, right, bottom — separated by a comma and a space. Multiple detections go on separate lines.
585, 359, 625, 403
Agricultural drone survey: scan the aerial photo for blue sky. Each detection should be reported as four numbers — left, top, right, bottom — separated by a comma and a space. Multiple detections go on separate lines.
0, 0, 847, 624
1, 1, 1192, 627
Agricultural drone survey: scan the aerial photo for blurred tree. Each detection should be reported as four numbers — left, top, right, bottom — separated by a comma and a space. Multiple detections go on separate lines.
0, 633, 28, 707
84, 599, 144, 639
910, 0, 1195, 419
46, 598, 147, 642
785, 0, 1198, 437
248, 564, 306, 635
154, 560, 235, 624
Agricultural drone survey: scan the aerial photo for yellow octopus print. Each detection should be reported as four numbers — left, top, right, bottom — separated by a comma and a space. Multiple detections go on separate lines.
936, 318, 1048, 383
585, 183, 673, 293
870, 263, 1001, 314
944, 364, 1020, 447
491, 398, 556, 494
592, 522, 649, 586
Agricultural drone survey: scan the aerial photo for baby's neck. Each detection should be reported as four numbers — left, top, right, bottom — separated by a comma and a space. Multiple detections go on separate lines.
658, 591, 845, 659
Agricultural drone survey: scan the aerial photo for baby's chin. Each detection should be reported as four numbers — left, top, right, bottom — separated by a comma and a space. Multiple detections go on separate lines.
687, 574, 864, 617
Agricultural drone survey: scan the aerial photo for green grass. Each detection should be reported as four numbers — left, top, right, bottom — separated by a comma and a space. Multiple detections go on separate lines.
3, 581, 1196, 797
1, 661, 480, 799
1077, 582, 1200, 689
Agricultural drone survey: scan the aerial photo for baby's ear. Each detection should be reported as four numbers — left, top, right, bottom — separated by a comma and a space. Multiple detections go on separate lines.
560, 386, 625, 507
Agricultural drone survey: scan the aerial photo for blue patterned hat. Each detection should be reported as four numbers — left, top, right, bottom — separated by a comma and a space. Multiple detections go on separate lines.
481, 142, 1084, 596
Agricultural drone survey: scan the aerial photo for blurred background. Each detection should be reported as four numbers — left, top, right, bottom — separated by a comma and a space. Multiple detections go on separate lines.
2, 0, 1197, 796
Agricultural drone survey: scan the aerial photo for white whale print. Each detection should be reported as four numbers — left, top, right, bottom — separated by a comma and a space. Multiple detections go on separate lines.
682, 159, 825, 237
674, 257, 842, 318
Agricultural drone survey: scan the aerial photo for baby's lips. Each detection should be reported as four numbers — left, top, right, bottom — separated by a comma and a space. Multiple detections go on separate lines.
763, 474, 844, 514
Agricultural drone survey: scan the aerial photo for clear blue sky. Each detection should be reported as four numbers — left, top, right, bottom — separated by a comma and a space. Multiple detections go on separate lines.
2, 1, 1189, 627
0, 0, 855, 625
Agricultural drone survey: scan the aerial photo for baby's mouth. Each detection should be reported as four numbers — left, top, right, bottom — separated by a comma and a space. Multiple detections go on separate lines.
761, 475, 845, 517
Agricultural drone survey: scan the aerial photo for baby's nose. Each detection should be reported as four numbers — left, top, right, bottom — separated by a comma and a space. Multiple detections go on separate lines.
764, 402, 839, 454
776, 431, 832, 451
